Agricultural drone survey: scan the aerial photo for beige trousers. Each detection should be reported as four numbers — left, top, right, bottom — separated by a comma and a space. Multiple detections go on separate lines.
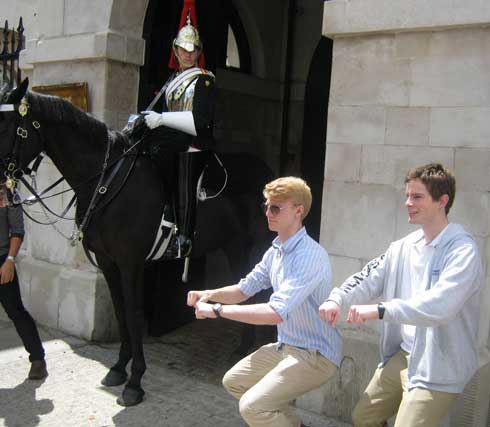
352, 350, 458, 427
222, 343, 337, 427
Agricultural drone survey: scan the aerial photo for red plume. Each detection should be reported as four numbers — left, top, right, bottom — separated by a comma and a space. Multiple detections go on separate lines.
168, 0, 206, 70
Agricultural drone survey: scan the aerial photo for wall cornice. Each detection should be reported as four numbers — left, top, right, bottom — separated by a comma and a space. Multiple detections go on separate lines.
323, 0, 490, 37
20, 30, 145, 69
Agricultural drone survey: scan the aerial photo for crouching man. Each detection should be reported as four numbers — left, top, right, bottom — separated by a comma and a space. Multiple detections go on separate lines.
319, 163, 483, 427
188, 177, 342, 427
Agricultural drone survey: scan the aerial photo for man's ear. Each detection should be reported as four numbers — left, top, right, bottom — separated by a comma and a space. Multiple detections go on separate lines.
296, 204, 305, 219
439, 194, 449, 210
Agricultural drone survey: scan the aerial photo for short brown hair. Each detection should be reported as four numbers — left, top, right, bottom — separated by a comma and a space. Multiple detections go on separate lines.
404, 163, 456, 214
263, 177, 312, 220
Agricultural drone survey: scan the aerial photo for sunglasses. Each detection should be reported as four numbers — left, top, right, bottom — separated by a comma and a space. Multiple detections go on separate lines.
262, 202, 298, 216
262, 203, 283, 216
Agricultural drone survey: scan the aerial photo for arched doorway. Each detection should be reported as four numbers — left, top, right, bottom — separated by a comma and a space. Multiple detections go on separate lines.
119, 0, 333, 334
139, 0, 259, 335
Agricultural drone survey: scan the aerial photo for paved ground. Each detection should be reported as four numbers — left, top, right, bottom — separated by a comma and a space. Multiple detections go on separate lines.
0, 315, 351, 427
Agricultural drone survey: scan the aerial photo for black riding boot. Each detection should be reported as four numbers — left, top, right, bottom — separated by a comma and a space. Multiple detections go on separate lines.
164, 151, 209, 259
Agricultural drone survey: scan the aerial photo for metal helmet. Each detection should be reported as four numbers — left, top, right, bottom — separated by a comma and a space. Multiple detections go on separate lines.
173, 13, 201, 53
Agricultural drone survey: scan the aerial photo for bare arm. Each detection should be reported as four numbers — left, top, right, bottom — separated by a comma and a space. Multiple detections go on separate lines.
0, 236, 22, 285
195, 301, 283, 325
8, 236, 22, 258
187, 284, 249, 306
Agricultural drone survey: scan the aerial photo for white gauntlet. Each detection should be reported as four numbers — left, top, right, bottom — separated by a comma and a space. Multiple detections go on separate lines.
143, 111, 197, 136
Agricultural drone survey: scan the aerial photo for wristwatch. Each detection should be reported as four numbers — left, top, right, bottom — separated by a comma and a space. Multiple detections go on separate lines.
377, 303, 385, 320
212, 303, 223, 318
6, 255, 15, 263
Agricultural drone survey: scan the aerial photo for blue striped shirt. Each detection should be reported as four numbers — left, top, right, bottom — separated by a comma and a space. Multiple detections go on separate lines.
239, 227, 343, 367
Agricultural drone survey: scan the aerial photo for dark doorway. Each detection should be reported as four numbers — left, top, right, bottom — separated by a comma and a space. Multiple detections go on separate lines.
139, 2, 330, 341
140, 0, 262, 336
301, 37, 333, 241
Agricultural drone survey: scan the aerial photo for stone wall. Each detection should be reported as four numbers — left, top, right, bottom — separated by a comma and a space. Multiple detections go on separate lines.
317, 1, 490, 426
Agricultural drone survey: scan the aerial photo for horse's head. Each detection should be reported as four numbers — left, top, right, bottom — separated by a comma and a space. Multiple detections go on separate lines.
0, 78, 45, 186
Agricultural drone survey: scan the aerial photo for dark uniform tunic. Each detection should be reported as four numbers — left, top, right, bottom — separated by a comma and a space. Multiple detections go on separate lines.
149, 67, 216, 154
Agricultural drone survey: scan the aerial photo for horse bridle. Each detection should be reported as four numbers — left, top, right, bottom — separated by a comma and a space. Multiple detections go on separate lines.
1, 98, 43, 190
0, 98, 77, 222
1, 96, 149, 252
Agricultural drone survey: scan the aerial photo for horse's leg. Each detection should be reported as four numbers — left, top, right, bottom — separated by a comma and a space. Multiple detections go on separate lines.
117, 263, 146, 407
97, 258, 131, 387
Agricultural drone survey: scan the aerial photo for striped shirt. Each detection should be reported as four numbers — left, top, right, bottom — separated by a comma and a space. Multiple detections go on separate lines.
239, 227, 342, 367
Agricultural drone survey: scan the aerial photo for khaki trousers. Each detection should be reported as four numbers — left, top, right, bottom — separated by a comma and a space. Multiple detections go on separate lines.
223, 343, 337, 427
352, 350, 458, 427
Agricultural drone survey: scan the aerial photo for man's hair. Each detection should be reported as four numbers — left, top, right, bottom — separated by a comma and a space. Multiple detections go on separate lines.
263, 177, 312, 220
404, 163, 456, 215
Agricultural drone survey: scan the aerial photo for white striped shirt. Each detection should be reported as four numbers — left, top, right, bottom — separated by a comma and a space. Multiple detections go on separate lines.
239, 227, 342, 367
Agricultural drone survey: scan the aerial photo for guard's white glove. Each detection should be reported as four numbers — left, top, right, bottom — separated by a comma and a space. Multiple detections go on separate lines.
142, 111, 197, 136
144, 111, 165, 130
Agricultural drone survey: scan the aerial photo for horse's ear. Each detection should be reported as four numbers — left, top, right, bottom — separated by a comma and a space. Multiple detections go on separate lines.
7, 78, 29, 104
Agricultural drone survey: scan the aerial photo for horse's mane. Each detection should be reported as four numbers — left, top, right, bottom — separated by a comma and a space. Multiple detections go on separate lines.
26, 90, 108, 141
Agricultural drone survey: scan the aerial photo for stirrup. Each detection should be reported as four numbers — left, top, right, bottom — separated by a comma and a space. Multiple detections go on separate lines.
163, 235, 192, 259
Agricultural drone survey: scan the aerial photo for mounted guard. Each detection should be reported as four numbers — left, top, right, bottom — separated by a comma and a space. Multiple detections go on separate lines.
140, 6, 216, 260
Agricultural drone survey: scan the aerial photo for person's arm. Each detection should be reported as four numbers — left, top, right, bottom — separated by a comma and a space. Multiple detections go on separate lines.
196, 245, 332, 325
1, 206, 24, 285
191, 74, 215, 136
187, 284, 249, 306
319, 251, 389, 326
199, 245, 331, 326
194, 301, 282, 325
0, 235, 22, 285
319, 251, 388, 326
266, 247, 332, 322
187, 247, 273, 307
144, 74, 215, 136
331, 252, 388, 306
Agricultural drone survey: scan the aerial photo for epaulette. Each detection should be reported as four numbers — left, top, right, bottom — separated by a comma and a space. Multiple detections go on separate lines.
200, 69, 216, 80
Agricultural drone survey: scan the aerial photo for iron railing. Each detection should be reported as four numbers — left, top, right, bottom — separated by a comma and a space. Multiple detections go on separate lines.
0, 17, 24, 86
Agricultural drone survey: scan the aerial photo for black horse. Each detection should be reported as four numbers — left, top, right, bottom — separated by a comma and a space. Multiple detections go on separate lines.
0, 79, 274, 406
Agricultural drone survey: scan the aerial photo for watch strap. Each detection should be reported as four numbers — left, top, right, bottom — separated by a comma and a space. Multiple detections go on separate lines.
212, 303, 222, 318
377, 303, 385, 320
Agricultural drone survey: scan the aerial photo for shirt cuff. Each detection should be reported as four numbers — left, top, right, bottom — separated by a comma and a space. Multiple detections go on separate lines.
268, 298, 287, 321
238, 279, 256, 297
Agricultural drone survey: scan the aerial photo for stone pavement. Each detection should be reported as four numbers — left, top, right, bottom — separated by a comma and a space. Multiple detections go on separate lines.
0, 314, 351, 427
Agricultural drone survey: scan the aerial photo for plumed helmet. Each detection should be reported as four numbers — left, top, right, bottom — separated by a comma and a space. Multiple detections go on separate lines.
173, 13, 201, 53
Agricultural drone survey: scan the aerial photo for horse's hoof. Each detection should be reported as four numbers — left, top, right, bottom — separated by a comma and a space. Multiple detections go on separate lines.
116, 386, 145, 407
101, 369, 127, 387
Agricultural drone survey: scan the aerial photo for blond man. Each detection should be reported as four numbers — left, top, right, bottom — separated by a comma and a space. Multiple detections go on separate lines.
187, 177, 341, 427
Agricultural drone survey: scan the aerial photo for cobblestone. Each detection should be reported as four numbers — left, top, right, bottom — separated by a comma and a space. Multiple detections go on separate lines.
0, 317, 350, 427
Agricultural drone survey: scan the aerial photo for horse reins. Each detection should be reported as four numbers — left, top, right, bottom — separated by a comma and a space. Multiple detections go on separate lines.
3, 96, 148, 243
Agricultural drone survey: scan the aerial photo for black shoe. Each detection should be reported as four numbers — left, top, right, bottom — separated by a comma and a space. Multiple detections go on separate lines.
28, 360, 48, 380
163, 235, 192, 259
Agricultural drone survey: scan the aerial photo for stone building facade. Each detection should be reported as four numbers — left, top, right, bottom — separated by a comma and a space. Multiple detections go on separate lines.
2, 0, 490, 425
